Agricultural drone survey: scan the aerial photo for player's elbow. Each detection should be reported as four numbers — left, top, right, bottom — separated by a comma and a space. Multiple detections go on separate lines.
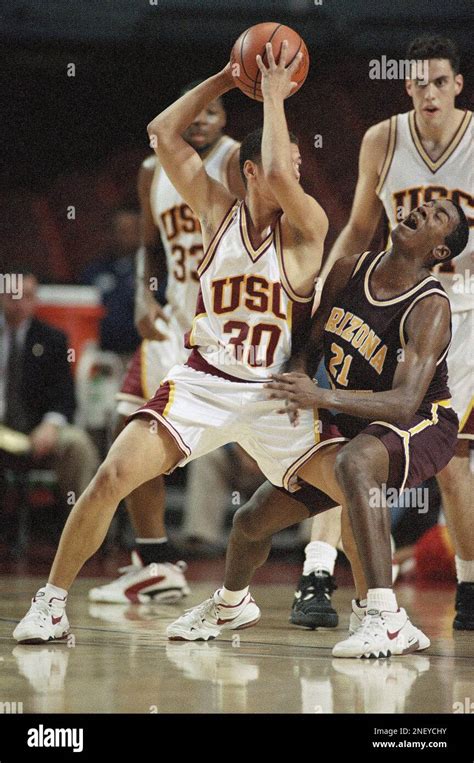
147, 116, 170, 143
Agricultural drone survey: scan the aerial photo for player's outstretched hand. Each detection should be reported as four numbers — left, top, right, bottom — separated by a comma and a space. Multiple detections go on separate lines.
256, 40, 303, 102
265, 372, 324, 422
221, 61, 237, 89
135, 300, 169, 341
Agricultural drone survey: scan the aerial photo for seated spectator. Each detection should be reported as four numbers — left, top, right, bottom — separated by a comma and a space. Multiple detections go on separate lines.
0, 269, 99, 506
80, 208, 142, 359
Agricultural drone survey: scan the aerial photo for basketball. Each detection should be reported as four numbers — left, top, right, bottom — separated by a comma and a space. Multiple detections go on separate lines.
230, 22, 310, 102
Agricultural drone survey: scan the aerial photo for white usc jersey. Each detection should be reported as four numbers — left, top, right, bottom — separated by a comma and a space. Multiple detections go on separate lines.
185, 199, 314, 381
377, 110, 473, 311
148, 134, 239, 331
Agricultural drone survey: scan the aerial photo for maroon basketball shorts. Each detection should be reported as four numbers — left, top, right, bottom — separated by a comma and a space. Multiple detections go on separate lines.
277, 400, 459, 514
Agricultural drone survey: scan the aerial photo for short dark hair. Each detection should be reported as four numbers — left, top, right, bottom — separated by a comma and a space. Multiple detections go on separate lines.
239, 127, 299, 185
406, 35, 460, 74
442, 201, 469, 262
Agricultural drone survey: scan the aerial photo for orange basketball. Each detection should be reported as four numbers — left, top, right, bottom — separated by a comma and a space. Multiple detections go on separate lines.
230, 22, 309, 102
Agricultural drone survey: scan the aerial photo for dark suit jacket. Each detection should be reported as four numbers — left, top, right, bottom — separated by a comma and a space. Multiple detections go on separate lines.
19, 318, 76, 431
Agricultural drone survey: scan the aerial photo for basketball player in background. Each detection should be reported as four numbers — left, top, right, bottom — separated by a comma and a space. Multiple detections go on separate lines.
88, 83, 245, 604
13, 44, 332, 644
292, 35, 474, 632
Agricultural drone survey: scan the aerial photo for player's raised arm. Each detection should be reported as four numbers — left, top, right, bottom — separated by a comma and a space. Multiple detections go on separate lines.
318, 121, 388, 283
147, 70, 236, 237
257, 41, 328, 248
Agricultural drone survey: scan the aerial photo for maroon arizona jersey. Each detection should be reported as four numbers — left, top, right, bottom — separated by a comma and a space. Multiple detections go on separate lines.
323, 250, 452, 419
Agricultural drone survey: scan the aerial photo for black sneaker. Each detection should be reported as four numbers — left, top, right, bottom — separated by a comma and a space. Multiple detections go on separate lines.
453, 582, 474, 630
290, 571, 338, 629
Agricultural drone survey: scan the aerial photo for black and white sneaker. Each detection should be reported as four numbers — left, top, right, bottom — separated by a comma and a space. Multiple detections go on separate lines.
290, 571, 338, 629
453, 582, 474, 630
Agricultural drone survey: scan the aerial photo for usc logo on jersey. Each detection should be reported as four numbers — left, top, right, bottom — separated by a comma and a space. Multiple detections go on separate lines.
211, 275, 287, 319
160, 203, 201, 241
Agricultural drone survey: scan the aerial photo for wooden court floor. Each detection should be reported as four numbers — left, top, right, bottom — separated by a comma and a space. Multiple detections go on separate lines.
0, 577, 473, 714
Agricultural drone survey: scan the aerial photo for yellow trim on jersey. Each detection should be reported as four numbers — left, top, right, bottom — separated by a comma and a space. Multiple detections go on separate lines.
140, 340, 151, 400
197, 201, 239, 277
274, 219, 314, 304
375, 116, 397, 195
351, 250, 372, 278
459, 396, 474, 433
312, 407, 321, 444
397, 288, 451, 362
408, 109, 473, 173
188, 311, 207, 348
286, 299, 293, 331
364, 251, 438, 306
163, 381, 176, 418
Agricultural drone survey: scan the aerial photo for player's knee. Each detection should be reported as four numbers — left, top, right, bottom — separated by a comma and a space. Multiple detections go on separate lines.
334, 442, 371, 487
233, 504, 263, 541
90, 458, 132, 501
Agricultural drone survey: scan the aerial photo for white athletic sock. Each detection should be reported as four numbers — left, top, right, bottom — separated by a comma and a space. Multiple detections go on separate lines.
135, 537, 168, 543
44, 583, 68, 604
367, 588, 398, 614
219, 586, 249, 605
303, 541, 337, 576
455, 556, 474, 583
357, 598, 367, 609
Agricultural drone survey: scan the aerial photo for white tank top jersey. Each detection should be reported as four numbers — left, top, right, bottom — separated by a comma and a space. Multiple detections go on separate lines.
377, 110, 473, 311
184, 199, 314, 382
148, 134, 239, 331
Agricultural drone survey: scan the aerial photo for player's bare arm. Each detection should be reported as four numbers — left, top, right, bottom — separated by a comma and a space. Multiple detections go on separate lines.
268, 294, 451, 428
257, 41, 329, 295
147, 69, 237, 246
134, 157, 170, 340
318, 120, 389, 285
289, 253, 360, 376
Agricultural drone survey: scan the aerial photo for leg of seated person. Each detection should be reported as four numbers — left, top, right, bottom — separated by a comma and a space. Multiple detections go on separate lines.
52, 425, 100, 504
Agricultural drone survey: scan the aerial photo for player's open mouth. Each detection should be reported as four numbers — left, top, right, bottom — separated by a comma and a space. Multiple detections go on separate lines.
403, 212, 419, 230
423, 107, 439, 114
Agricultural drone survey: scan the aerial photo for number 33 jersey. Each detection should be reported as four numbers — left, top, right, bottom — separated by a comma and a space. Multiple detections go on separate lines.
185, 199, 314, 382
149, 135, 239, 332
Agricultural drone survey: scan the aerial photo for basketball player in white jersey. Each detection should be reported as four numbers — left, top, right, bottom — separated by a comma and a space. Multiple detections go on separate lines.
13, 42, 332, 643
293, 35, 474, 631
88, 83, 245, 604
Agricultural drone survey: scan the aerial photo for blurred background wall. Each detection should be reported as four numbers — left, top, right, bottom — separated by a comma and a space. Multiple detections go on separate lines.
1, 0, 472, 281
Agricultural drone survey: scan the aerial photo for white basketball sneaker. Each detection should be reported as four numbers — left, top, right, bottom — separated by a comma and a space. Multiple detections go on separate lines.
333, 607, 430, 659
88, 552, 190, 603
13, 588, 69, 644
167, 590, 261, 641
348, 599, 430, 651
